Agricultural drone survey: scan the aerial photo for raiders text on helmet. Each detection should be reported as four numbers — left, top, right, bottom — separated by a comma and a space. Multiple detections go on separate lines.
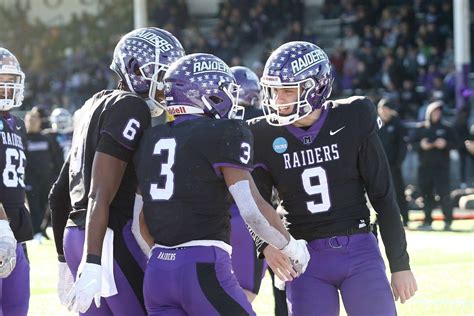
260, 41, 333, 126
163, 53, 244, 120
110, 27, 185, 117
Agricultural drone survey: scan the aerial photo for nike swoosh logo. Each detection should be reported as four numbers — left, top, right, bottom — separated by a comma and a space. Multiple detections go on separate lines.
329, 126, 345, 136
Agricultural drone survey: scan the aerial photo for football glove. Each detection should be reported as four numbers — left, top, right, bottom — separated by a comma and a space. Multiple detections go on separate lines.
281, 236, 310, 275
0, 219, 17, 278
66, 262, 102, 313
57, 258, 74, 306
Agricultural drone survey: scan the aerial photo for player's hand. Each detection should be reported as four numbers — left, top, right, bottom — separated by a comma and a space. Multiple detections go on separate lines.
391, 270, 417, 304
66, 263, 102, 313
263, 245, 297, 281
465, 140, 474, 155
57, 260, 74, 306
420, 138, 432, 150
0, 219, 17, 278
434, 138, 447, 149
281, 236, 310, 275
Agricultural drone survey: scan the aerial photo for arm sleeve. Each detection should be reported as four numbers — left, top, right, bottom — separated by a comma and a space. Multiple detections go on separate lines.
100, 95, 151, 151
250, 166, 276, 258
358, 132, 411, 272
49, 155, 71, 257
96, 132, 134, 162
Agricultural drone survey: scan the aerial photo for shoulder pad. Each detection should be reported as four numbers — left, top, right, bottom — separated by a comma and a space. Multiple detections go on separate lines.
246, 115, 266, 126
331, 96, 370, 109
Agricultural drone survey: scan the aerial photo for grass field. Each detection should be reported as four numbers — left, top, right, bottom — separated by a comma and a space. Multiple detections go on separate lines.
27, 219, 474, 316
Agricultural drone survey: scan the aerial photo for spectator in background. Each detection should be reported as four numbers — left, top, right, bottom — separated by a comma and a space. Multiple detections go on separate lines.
415, 101, 458, 230
24, 110, 62, 242
399, 79, 422, 120
378, 99, 409, 226
454, 108, 473, 188
44, 108, 74, 161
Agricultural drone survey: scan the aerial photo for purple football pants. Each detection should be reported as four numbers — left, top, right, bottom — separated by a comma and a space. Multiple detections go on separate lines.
0, 244, 29, 316
230, 204, 267, 294
286, 233, 396, 316
144, 246, 255, 316
63, 221, 147, 316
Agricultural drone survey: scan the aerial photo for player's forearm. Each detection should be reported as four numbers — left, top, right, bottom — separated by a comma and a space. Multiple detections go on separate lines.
85, 195, 109, 259
229, 180, 289, 249
255, 196, 290, 242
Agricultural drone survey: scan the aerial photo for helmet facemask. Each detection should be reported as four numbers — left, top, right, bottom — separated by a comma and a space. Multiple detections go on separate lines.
201, 81, 244, 120
262, 77, 332, 126
0, 72, 24, 111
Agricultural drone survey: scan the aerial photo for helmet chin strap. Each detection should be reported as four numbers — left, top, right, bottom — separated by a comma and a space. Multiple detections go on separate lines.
146, 99, 164, 117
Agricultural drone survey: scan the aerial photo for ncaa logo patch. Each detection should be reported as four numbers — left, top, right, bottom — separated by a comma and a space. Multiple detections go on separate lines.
273, 137, 288, 154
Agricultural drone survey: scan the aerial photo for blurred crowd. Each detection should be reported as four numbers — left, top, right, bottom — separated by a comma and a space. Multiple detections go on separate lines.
1, 0, 465, 124
0, 0, 304, 112
321, 0, 456, 121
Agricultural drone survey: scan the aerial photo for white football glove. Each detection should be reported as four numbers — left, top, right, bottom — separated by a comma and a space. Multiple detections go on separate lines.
281, 236, 310, 275
57, 260, 74, 306
0, 220, 17, 278
66, 263, 102, 313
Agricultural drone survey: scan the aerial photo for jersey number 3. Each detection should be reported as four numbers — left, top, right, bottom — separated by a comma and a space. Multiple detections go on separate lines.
150, 139, 176, 200
301, 166, 331, 213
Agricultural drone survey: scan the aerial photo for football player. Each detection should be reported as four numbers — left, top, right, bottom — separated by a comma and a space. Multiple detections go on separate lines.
0, 47, 32, 316
250, 41, 417, 315
227, 66, 267, 303
134, 53, 309, 315
47, 108, 74, 160
48, 27, 185, 315
231, 66, 262, 120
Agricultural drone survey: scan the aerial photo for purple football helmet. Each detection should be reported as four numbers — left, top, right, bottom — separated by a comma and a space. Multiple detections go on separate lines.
163, 53, 243, 119
230, 66, 261, 107
0, 48, 24, 111
261, 41, 333, 126
110, 27, 185, 117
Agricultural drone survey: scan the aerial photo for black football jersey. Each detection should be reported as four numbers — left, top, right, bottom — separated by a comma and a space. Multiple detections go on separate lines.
0, 114, 27, 208
250, 96, 409, 272
134, 116, 253, 246
67, 90, 151, 228
0, 114, 32, 242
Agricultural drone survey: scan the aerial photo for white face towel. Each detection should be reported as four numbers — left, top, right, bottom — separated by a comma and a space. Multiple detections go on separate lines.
131, 194, 151, 258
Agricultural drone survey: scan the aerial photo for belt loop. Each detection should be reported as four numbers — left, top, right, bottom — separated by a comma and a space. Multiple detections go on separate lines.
328, 236, 342, 249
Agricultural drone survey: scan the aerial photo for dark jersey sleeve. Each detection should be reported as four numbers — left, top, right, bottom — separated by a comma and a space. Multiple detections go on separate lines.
96, 132, 134, 162
49, 155, 71, 257
100, 95, 151, 151
358, 128, 411, 272
204, 120, 254, 175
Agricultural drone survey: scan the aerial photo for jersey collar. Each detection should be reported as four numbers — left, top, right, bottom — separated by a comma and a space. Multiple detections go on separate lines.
284, 107, 330, 145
